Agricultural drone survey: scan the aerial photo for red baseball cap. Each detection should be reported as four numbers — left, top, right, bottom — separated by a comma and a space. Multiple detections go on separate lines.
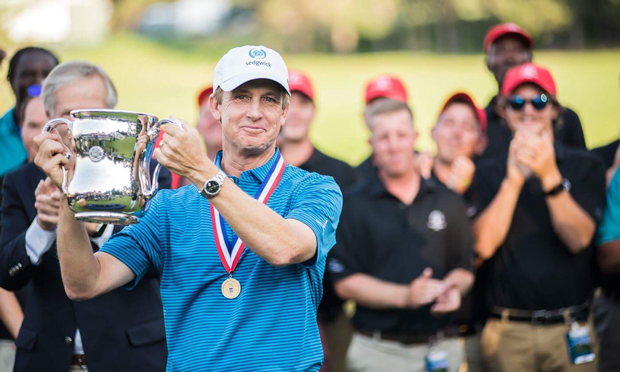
483, 23, 533, 53
288, 70, 314, 101
501, 63, 557, 97
197, 86, 214, 107
364, 75, 408, 105
440, 92, 487, 133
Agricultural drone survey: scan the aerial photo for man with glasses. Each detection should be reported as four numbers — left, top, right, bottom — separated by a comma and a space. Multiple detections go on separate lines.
472, 63, 605, 372
1, 63, 168, 372
1, 47, 59, 179
480, 23, 586, 161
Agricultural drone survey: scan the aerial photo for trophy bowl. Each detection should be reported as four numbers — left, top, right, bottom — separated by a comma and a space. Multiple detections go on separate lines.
43, 109, 180, 224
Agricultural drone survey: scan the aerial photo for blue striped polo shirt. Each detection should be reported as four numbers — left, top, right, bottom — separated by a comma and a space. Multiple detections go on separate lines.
101, 148, 343, 372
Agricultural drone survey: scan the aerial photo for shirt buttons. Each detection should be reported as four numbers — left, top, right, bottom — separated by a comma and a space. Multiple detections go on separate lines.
65, 336, 73, 345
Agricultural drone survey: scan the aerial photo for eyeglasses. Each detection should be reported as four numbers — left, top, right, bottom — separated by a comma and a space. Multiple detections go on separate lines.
27, 84, 42, 97
508, 94, 549, 111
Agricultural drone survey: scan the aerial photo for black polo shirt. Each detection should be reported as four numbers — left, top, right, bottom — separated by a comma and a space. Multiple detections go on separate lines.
354, 155, 376, 182
478, 97, 586, 162
299, 148, 357, 191
298, 147, 358, 322
591, 139, 619, 171
327, 175, 474, 333
473, 144, 606, 311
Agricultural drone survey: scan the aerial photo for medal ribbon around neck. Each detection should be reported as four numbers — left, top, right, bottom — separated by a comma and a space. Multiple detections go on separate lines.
210, 153, 286, 273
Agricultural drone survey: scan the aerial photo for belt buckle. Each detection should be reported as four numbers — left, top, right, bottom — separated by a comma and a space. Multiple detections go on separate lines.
531, 310, 547, 325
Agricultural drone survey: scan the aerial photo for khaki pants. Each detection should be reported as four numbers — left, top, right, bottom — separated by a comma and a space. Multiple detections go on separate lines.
346, 331, 463, 372
481, 318, 597, 372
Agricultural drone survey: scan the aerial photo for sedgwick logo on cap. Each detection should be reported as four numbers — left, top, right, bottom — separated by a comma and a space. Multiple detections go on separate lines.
249, 48, 267, 59
246, 47, 272, 68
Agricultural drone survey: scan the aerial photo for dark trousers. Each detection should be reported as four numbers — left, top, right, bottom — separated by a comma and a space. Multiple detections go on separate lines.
593, 294, 620, 372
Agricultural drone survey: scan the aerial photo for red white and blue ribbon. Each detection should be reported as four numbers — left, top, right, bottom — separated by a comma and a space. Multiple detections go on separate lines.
210, 152, 286, 273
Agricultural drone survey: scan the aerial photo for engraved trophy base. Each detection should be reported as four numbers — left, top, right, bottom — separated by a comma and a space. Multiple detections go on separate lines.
75, 212, 140, 224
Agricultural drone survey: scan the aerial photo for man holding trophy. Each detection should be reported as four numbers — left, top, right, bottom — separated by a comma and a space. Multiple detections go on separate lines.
34, 46, 343, 371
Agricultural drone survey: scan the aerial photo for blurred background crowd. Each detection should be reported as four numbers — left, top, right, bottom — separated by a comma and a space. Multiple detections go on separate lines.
0, 1, 619, 372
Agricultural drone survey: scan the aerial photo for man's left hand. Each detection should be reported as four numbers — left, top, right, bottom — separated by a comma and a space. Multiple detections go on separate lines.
430, 286, 461, 316
154, 118, 217, 183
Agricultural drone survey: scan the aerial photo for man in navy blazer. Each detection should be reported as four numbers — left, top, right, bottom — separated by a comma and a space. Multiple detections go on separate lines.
0, 61, 168, 372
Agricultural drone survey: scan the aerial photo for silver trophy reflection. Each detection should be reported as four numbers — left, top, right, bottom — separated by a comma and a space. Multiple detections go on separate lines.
43, 109, 181, 224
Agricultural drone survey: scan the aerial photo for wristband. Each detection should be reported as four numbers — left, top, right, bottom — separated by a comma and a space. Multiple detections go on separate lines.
544, 178, 571, 197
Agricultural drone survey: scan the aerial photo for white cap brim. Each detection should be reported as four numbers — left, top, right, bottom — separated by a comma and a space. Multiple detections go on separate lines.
219, 71, 291, 95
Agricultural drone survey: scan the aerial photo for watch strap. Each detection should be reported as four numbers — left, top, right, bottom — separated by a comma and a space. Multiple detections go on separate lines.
544, 178, 571, 197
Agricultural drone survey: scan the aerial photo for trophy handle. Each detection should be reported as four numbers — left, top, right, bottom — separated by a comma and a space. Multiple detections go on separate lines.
145, 118, 184, 197
43, 118, 74, 194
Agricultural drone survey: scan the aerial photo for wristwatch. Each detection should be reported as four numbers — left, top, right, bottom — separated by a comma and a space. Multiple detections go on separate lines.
544, 178, 571, 197
200, 170, 227, 199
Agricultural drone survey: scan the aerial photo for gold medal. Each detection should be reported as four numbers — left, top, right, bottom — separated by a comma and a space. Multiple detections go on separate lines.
221, 277, 241, 299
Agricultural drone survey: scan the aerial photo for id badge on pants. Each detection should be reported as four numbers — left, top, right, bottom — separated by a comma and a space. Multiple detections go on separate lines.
566, 323, 595, 365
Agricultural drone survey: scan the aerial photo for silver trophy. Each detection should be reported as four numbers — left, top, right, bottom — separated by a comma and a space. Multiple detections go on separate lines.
43, 109, 181, 224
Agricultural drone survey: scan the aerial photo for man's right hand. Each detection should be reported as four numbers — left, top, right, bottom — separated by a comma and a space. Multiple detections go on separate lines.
34, 178, 62, 231
406, 268, 447, 308
506, 132, 530, 188
34, 132, 72, 189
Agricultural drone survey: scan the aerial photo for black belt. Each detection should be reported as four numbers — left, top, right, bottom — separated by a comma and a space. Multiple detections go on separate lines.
357, 327, 460, 345
490, 303, 589, 325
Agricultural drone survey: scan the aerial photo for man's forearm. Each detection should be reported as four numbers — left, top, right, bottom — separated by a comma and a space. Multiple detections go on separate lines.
442, 268, 474, 295
334, 273, 409, 309
545, 192, 595, 253
0, 288, 23, 339
206, 178, 317, 267
57, 198, 103, 299
474, 179, 521, 261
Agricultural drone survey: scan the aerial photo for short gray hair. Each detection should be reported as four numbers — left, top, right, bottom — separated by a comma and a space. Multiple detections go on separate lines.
367, 98, 413, 132
41, 61, 118, 116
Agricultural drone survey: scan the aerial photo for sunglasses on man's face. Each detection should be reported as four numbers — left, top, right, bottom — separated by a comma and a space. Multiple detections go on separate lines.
507, 94, 549, 111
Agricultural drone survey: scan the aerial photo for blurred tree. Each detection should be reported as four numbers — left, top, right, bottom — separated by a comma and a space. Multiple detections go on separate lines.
110, 0, 174, 30
236, 0, 402, 52
119, 0, 620, 52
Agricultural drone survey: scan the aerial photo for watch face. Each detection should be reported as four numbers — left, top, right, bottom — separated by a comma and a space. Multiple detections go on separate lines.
562, 178, 572, 191
206, 180, 220, 194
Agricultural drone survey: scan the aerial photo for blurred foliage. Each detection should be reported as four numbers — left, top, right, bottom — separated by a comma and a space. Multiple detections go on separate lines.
230, 0, 620, 52
109, 0, 174, 30
1, 33, 618, 165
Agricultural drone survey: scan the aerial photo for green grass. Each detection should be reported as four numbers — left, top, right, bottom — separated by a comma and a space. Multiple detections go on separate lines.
2, 33, 619, 165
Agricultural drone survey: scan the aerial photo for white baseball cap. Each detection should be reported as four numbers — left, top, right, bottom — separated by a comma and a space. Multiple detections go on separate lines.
213, 45, 290, 95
